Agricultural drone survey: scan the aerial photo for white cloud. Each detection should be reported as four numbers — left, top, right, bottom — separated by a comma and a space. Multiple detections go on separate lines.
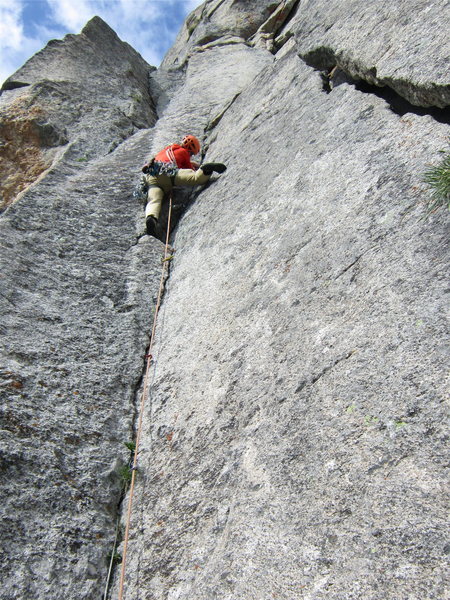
0, 0, 46, 83
46, 0, 93, 30
0, 0, 24, 51
185, 0, 204, 10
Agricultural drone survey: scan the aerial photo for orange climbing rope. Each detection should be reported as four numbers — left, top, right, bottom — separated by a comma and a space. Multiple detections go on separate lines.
117, 194, 173, 600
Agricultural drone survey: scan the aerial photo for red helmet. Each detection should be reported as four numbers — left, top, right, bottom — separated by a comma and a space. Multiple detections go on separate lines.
181, 134, 200, 155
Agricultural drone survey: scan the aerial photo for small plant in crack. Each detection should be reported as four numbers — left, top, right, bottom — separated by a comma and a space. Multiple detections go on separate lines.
119, 440, 138, 487
119, 464, 133, 486
124, 441, 136, 453
106, 550, 122, 565
130, 92, 142, 103
423, 147, 450, 214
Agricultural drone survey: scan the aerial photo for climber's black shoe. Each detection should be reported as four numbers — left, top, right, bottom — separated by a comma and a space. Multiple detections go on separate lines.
146, 216, 158, 237
201, 163, 227, 175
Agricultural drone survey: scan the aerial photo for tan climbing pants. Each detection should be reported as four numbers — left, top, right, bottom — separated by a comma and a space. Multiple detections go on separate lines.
145, 168, 210, 220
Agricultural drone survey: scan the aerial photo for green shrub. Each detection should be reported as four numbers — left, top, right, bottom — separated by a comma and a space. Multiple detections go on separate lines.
423, 148, 450, 214
119, 464, 133, 485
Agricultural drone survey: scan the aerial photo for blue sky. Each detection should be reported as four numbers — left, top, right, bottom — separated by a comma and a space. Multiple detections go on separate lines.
0, 0, 204, 85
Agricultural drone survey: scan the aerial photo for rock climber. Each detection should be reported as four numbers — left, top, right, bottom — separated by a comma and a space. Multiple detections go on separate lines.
142, 134, 226, 238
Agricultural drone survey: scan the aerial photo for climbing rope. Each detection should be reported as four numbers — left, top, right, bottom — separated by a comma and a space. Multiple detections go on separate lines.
117, 193, 174, 600
104, 515, 121, 600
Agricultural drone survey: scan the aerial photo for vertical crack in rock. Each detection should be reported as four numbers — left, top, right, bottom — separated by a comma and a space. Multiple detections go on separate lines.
2, 1, 450, 599
109, 250, 174, 592
205, 92, 242, 132
123, 9, 449, 595
276, 0, 302, 34
0, 120, 161, 599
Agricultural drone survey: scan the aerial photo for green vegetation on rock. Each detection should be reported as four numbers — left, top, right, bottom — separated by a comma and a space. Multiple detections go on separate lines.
423, 148, 450, 214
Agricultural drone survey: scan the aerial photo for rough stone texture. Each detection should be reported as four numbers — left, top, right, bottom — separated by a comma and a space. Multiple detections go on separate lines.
0, 19, 160, 600
0, 16, 156, 210
160, 0, 282, 69
150, 43, 272, 150
0, 125, 165, 600
123, 50, 449, 599
1, 2, 449, 600
0, 8, 274, 600
0, 95, 67, 208
276, 0, 450, 108
118, 1, 449, 599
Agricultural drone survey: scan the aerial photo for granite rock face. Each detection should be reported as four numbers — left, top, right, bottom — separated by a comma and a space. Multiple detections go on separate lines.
276, 0, 450, 108
1, 2, 449, 600
0, 126, 163, 599
119, 1, 450, 599
0, 18, 161, 600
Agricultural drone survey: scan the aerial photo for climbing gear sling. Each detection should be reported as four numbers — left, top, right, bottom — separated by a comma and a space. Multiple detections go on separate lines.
142, 145, 179, 177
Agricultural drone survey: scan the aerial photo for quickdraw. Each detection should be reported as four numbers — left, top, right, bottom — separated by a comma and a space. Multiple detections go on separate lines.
132, 175, 149, 202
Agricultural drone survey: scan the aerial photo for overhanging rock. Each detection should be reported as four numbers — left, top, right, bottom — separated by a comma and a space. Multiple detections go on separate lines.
276, 0, 450, 108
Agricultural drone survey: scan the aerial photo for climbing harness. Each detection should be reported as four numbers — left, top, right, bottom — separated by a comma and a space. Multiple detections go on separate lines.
145, 160, 179, 177
117, 192, 174, 600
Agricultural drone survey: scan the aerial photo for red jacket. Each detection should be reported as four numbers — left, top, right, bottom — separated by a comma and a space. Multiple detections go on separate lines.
154, 144, 194, 169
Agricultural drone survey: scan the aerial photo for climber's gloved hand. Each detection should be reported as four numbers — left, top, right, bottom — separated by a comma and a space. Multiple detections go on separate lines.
201, 163, 227, 175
